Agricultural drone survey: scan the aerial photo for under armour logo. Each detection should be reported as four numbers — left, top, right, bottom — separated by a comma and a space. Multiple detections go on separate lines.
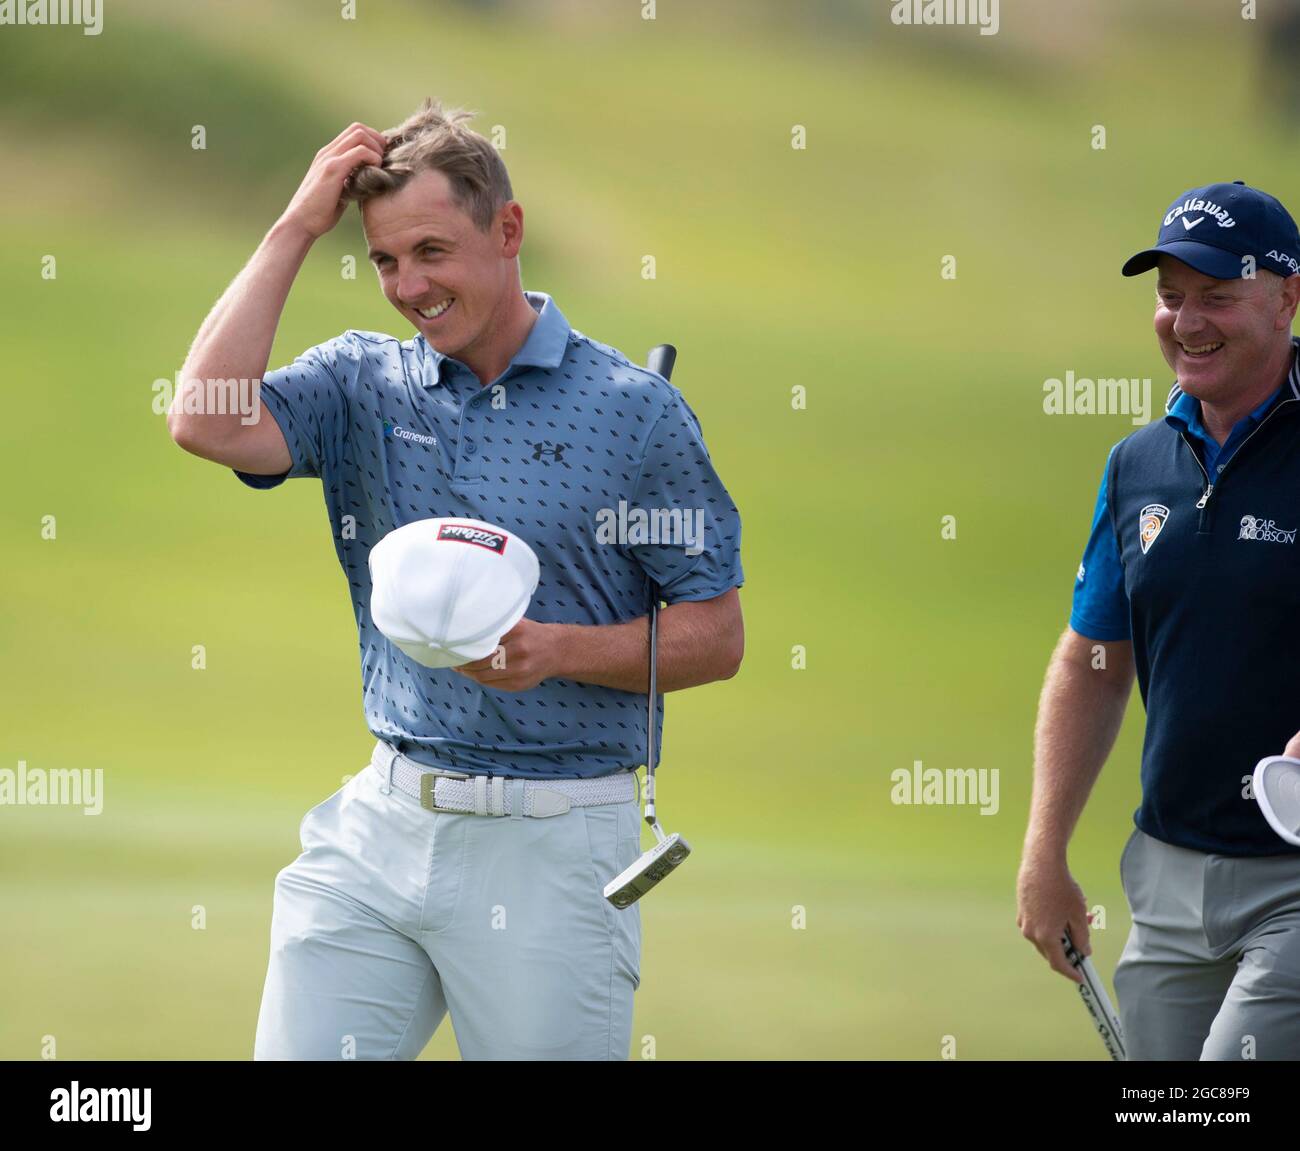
529, 440, 567, 463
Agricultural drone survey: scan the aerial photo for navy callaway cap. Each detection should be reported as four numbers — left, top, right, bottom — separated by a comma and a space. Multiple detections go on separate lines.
1121, 180, 1300, 280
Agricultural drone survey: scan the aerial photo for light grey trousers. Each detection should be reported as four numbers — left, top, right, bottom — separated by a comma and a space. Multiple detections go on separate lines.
1113, 826, 1300, 1060
253, 744, 643, 1060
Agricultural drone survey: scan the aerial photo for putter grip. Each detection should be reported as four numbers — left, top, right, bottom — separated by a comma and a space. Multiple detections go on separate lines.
647, 343, 677, 382
1062, 930, 1126, 1061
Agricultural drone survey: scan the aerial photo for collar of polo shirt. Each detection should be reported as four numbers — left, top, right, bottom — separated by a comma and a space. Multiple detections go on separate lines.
422, 290, 572, 387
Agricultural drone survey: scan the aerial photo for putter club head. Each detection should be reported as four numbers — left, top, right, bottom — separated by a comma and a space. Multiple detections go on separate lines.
1253, 755, 1300, 847
1062, 931, 1126, 1061
603, 832, 691, 909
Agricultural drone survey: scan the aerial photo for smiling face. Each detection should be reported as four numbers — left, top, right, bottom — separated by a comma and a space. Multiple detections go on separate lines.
1153, 256, 1295, 401
361, 167, 523, 360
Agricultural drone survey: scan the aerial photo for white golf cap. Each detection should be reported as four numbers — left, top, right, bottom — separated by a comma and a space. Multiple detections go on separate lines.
367, 517, 540, 669
1253, 755, 1300, 847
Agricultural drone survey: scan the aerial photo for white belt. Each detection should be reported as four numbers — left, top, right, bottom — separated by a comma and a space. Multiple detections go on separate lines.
369, 741, 639, 818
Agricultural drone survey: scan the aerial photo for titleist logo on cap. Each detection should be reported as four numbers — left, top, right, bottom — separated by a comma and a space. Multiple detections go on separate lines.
437, 523, 508, 554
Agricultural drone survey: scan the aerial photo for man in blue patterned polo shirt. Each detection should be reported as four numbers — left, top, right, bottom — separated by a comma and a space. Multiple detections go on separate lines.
167, 99, 745, 1061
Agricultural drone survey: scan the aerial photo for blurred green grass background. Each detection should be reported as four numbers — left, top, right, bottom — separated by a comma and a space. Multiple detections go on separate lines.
2, 0, 1292, 1059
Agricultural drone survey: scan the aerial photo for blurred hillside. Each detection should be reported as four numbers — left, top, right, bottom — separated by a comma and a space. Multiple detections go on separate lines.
4, 0, 1300, 1059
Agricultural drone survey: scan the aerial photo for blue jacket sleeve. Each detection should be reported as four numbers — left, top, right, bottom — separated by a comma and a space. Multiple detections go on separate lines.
1068, 442, 1131, 642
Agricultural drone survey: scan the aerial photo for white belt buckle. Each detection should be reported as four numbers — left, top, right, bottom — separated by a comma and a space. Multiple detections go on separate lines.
418, 768, 470, 813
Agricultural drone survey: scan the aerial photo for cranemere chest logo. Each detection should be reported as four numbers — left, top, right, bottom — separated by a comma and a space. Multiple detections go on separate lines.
1238, 515, 1296, 544
383, 419, 437, 446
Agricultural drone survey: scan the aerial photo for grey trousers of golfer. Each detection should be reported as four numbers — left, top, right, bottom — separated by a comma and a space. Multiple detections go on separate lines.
1114, 826, 1300, 1060
253, 742, 643, 1060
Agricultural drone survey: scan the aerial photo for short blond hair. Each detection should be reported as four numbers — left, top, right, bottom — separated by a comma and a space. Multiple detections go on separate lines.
342, 98, 513, 233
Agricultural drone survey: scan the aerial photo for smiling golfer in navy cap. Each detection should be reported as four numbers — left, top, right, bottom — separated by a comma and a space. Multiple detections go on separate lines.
1018, 180, 1300, 1059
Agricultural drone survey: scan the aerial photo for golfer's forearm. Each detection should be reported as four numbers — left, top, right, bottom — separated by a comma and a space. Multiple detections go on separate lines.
169, 218, 314, 440
1024, 645, 1131, 863
553, 606, 738, 693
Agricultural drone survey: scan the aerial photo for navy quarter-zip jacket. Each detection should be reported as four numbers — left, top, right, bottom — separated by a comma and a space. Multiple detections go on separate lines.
1108, 345, 1300, 855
